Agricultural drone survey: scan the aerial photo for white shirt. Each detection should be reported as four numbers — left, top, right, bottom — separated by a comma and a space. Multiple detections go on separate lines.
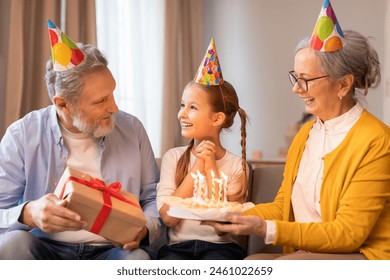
157, 146, 246, 244
47, 122, 108, 244
60, 122, 103, 179
265, 102, 364, 244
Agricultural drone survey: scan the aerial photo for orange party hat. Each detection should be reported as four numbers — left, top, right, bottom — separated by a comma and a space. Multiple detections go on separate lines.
194, 38, 224, 85
47, 19, 84, 71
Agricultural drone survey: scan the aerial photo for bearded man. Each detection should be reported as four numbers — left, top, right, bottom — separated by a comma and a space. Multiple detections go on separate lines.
0, 42, 161, 260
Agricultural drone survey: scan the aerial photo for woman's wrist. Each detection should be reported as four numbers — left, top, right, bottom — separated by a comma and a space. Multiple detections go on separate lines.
255, 217, 267, 238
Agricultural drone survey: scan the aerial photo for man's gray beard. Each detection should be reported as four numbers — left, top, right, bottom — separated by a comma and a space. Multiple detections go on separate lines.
72, 113, 116, 138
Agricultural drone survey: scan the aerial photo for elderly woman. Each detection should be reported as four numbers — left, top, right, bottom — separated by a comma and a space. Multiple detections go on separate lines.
205, 28, 390, 260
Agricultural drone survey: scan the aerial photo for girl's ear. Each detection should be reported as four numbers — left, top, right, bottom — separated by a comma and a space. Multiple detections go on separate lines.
212, 112, 226, 127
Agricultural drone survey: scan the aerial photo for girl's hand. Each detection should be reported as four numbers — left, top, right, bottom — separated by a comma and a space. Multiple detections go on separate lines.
194, 140, 216, 167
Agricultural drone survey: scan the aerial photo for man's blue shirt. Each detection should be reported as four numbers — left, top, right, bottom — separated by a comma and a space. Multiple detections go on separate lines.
0, 105, 160, 241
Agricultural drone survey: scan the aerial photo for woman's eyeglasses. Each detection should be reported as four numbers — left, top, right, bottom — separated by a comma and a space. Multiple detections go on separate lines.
288, 71, 329, 92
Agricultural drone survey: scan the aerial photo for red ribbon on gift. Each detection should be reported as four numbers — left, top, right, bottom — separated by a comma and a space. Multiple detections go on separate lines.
58, 176, 141, 234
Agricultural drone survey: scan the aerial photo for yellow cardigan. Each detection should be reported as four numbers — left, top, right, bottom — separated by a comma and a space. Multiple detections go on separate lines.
246, 110, 390, 259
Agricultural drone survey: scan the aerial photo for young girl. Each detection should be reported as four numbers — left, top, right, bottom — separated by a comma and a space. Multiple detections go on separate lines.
156, 39, 249, 260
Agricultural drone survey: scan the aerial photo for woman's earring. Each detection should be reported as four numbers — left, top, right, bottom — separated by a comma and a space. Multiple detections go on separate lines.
339, 96, 343, 100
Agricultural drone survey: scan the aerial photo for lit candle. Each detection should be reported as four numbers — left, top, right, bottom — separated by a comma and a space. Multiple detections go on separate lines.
197, 170, 206, 200
210, 170, 215, 202
190, 172, 198, 198
221, 171, 228, 203
215, 178, 222, 203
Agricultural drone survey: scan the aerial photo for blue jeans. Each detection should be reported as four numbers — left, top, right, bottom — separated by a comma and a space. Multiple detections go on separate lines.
0, 230, 150, 260
158, 240, 246, 260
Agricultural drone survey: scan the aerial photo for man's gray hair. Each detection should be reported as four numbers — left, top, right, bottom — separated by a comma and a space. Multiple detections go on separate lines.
45, 44, 108, 104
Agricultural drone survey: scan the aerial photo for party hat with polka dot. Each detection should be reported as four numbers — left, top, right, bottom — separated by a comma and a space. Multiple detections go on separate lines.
310, 0, 345, 52
47, 19, 84, 71
194, 38, 224, 85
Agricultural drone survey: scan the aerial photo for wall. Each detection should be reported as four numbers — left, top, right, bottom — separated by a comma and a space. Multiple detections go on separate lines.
204, 0, 386, 158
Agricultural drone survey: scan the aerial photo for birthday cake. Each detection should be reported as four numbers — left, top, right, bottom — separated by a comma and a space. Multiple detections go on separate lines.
165, 171, 254, 221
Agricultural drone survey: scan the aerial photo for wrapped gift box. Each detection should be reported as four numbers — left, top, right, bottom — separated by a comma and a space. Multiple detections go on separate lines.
54, 167, 146, 245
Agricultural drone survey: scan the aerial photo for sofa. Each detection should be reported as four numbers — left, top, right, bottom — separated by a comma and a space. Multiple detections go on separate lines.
244, 163, 284, 255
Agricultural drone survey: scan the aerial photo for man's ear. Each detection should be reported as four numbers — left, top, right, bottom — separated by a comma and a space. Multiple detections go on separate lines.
338, 74, 354, 98
53, 96, 70, 114
212, 112, 226, 127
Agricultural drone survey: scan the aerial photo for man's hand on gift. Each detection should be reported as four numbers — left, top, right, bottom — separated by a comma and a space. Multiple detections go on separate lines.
122, 226, 148, 250
20, 193, 87, 233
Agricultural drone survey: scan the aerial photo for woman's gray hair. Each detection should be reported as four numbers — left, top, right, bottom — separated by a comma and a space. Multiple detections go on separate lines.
296, 30, 381, 95
45, 44, 108, 104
